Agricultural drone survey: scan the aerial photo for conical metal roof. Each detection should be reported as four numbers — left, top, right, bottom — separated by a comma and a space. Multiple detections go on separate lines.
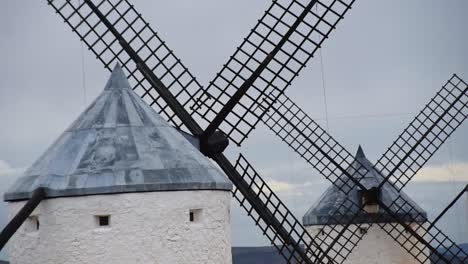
302, 146, 427, 226
4, 65, 232, 201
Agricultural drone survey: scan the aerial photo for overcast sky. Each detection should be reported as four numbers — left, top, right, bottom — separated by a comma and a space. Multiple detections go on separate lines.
0, 0, 467, 258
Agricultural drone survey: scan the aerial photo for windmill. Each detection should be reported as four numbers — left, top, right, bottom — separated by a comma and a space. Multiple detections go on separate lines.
0, 1, 465, 264
0, 0, 358, 263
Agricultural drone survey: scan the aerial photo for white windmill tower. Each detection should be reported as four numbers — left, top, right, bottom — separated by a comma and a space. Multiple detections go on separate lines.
303, 146, 429, 264
4, 65, 233, 264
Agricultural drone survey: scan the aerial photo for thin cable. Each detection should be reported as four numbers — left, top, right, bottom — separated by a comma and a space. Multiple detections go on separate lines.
313, 111, 419, 121
80, 44, 87, 107
79, 0, 87, 107
316, 4, 330, 132
311, 109, 453, 121
318, 49, 330, 132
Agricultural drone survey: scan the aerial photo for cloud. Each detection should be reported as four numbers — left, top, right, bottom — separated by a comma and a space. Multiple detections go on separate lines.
0, 160, 24, 177
413, 161, 468, 182
0, 160, 24, 193
0, 160, 10, 172
266, 179, 295, 192
258, 160, 328, 185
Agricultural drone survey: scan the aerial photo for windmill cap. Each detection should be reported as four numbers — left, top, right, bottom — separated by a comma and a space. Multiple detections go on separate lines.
302, 145, 427, 226
4, 66, 232, 201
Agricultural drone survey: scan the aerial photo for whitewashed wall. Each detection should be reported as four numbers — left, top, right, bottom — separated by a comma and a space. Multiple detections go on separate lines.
7, 190, 232, 264
306, 224, 429, 264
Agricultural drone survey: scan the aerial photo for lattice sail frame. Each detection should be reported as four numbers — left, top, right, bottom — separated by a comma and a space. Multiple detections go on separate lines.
49, 0, 356, 143
259, 94, 389, 263
192, 0, 355, 145
376, 74, 468, 191
373, 74, 468, 263
234, 154, 370, 264
48, 0, 205, 131
46, 0, 468, 263
260, 92, 369, 194
46, 0, 360, 263
259, 75, 468, 263
377, 195, 468, 263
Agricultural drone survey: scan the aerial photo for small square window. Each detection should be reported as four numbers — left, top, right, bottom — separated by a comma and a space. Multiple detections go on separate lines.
189, 211, 194, 222
25, 216, 40, 233
95, 215, 111, 227
189, 209, 202, 223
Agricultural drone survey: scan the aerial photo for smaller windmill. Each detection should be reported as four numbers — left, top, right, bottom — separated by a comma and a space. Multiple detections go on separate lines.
303, 146, 428, 264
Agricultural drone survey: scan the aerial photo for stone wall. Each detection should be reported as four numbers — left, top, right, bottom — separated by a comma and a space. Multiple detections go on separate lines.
7, 190, 232, 264
306, 223, 429, 264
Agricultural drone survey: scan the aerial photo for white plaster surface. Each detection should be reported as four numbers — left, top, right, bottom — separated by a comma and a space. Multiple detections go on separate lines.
306, 224, 430, 264
7, 190, 232, 264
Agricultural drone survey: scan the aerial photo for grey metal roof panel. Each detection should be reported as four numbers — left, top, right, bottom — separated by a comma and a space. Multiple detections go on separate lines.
4, 65, 232, 201
302, 146, 427, 226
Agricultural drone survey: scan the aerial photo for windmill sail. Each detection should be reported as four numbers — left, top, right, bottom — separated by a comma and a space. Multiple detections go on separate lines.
260, 92, 369, 194
41, 1, 468, 263
194, 0, 356, 145
47, 0, 205, 131
376, 74, 468, 191
233, 154, 332, 263
44, 1, 351, 263
257, 75, 468, 263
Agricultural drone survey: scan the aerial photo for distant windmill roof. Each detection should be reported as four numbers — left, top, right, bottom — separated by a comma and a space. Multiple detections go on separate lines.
4, 65, 232, 201
302, 146, 427, 226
